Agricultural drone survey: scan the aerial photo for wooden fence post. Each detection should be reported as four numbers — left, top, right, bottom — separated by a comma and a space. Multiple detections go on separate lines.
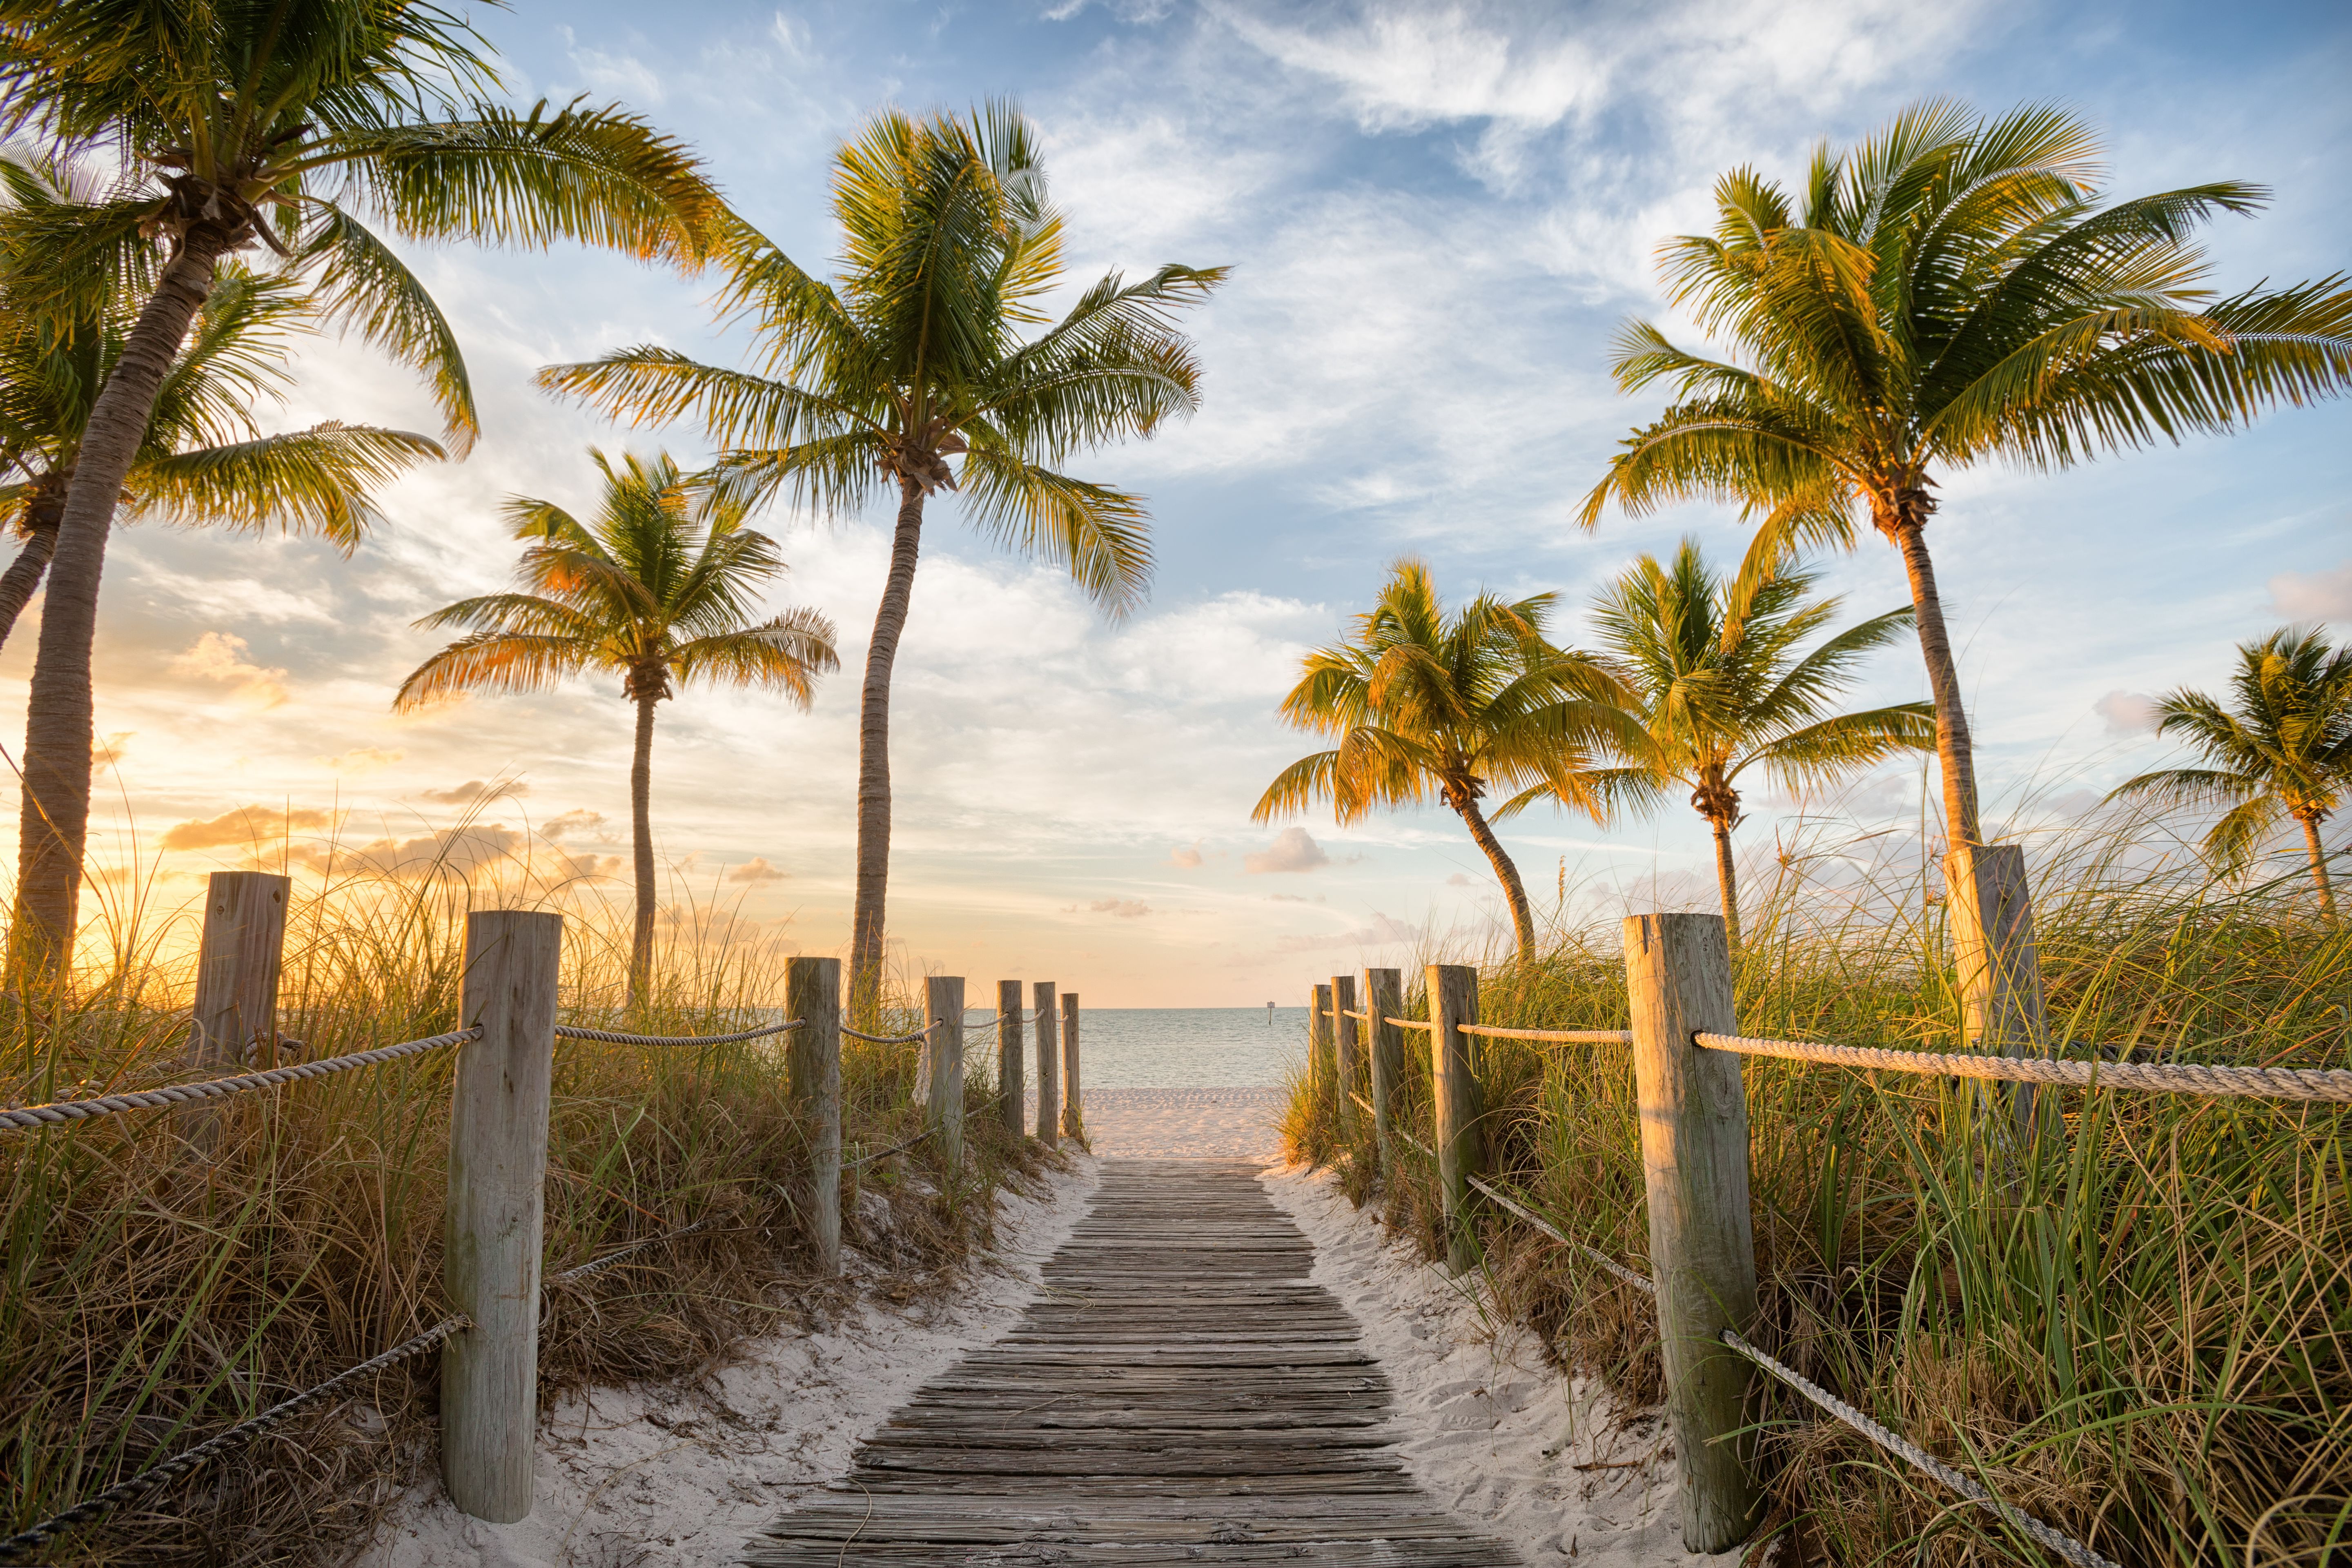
1363, 968, 1403, 1175
1622, 911, 1761, 1553
1061, 993, 1083, 1144
924, 976, 966, 1169
1427, 964, 1485, 1274
1943, 843, 2049, 1138
786, 956, 842, 1275
1310, 983, 1334, 1119
443, 909, 562, 1523
997, 980, 1025, 1137
1033, 981, 1058, 1149
1331, 973, 1361, 1140
190, 871, 290, 1066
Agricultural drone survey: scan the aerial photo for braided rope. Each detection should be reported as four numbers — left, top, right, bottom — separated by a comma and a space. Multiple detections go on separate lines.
1463, 1174, 1656, 1296
844, 1091, 1012, 1171
1720, 1329, 2120, 1568
0, 1028, 480, 1136
0, 1315, 469, 1563
555, 1019, 802, 1047
841, 1022, 933, 1045
1460, 1025, 1633, 1045
549, 1214, 719, 1285
1695, 1033, 2352, 1103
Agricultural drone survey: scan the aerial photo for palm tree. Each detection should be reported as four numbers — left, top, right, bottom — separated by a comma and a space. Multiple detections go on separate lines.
536, 101, 1223, 1012
1507, 539, 1932, 949
0, 0, 724, 980
0, 156, 439, 648
1254, 559, 1632, 962
1578, 101, 2352, 857
395, 452, 838, 1004
2111, 628, 2350, 922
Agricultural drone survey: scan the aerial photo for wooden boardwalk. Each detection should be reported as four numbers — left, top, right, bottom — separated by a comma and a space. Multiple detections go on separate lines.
746, 1160, 1522, 1566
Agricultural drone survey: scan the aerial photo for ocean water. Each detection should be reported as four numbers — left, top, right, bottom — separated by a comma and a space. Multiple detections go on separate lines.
966, 1006, 1310, 1089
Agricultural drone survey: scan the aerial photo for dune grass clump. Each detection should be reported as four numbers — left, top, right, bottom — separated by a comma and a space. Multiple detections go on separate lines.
1286, 811, 2352, 1566
0, 860, 1050, 1566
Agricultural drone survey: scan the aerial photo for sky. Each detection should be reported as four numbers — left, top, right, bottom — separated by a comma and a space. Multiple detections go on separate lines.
12, 0, 2348, 1006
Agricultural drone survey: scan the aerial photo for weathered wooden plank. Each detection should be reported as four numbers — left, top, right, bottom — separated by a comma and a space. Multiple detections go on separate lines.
743, 1163, 1523, 1567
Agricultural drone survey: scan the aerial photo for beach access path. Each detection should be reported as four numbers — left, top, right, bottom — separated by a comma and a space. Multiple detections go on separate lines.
746, 1158, 1525, 1566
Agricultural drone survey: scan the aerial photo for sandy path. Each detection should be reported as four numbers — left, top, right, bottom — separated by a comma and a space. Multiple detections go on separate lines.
1265, 1165, 1715, 1566
363, 1093, 1709, 1566
357, 1161, 1099, 1568
1079, 1085, 1285, 1159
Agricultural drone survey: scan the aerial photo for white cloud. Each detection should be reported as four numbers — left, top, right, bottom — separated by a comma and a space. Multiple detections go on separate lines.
162, 804, 336, 852
1221, 7, 1605, 133
725, 855, 787, 885
1088, 897, 1154, 918
173, 632, 290, 709
1245, 826, 1331, 873
417, 778, 530, 806
2268, 560, 2352, 622
321, 746, 403, 773
1168, 841, 1204, 868
2094, 690, 2162, 736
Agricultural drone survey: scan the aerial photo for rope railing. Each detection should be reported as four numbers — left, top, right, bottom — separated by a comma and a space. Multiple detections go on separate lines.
1448, 1171, 2116, 1568
1385, 1016, 1435, 1032
0, 1027, 481, 1136
554, 1019, 802, 1047
0, 1314, 472, 1564
841, 1022, 935, 1045
844, 1090, 1010, 1169
1459, 1024, 1633, 1045
1719, 1329, 2120, 1568
1694, 1032, 2352, 1104
549, 1214, 721, 1285
1463, 1174, 1654, 1296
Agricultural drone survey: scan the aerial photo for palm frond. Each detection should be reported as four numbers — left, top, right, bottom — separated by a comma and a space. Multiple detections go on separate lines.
127, 421, 441, 548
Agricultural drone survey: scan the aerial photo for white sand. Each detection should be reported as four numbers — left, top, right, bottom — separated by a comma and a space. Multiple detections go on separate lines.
363, 1094, 1713, 1567
1080, 1085, 1285, 1159
357, 1158, 1100, 1568
1264, 1164, 1722, 1566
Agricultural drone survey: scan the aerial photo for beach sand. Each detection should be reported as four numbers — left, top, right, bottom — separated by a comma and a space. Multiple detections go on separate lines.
362, 1089, 1702, 1565
1078, 1084, 1286, 1159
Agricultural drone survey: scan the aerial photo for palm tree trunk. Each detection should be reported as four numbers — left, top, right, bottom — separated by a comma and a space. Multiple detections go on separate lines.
628, 689, 660, 1010
849, 477, 926, 1017
12, 229, 232, 985
1452, 788, 1537, 962
2299, 811, 2339, 924
0, 480, 64, 653
1891, 519, 1983, 847
1709, 815, 1742, 952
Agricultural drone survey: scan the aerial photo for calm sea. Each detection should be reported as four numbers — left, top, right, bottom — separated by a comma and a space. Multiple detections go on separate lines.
965, 1006, 1309, 1089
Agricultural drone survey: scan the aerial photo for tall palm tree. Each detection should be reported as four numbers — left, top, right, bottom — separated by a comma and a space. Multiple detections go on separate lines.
536, 101, 1223, 1012
395, 451, 838, 1004
2111, 628, 2350, 922
1254, 559, 1632, 962
0, 156, 439, 648
1577, 101, 2352, 857
1506, 539, 1932, 949
0, 0, 724, 980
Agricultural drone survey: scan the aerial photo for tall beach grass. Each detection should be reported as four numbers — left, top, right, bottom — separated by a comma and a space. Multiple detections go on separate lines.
1285, 807, 2350, 1566
0, 846, 1050, 1565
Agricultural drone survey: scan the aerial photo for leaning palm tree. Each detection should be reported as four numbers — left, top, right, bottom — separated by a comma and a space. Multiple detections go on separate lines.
2111, 628, 2351, 922
1254, 559, 1632, 962
395, 451, 838, 1006
1508, 540, 1932, 949
1578, 100, 2352, 855
0, 0, 723, 980
537, 100, 1223, 1013
0, 169, 439, 648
